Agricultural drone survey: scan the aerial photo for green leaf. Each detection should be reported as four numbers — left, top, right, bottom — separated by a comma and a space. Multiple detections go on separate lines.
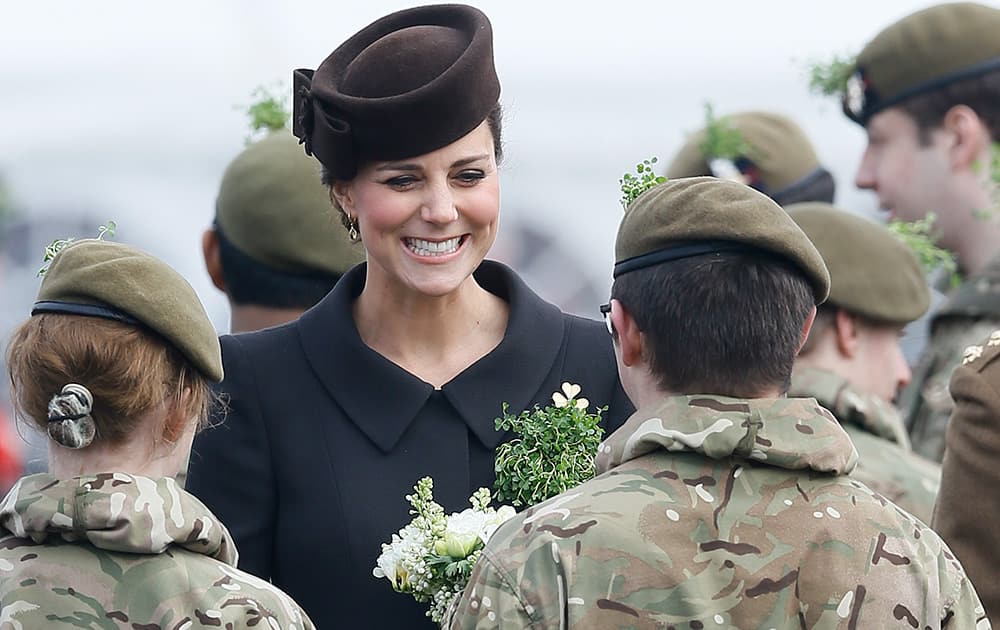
887, 213, 960, 287
237, 82, 291, 144
699, 102, 748, 160
805, 53, 856, 97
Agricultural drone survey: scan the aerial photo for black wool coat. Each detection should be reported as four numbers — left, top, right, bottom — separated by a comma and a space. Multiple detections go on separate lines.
186, 261, 633, 629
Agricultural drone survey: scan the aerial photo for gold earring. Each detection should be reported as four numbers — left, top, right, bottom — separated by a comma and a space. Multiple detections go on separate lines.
347, 216, 360, 242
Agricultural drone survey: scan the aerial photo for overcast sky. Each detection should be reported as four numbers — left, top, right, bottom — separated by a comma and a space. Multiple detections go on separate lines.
0, 0, 977, 328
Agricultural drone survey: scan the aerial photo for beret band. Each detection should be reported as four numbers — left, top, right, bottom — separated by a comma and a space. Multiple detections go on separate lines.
613, 241, 759, 278
32, 301, 140, 327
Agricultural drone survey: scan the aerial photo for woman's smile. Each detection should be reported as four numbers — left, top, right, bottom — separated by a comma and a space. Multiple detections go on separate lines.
402, 235, 469, 260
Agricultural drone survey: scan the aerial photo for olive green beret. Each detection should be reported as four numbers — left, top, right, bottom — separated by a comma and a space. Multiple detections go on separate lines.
615, 177, 830, 302
666, 111, 832, 204
33, 239, 223, 382
786, 203, 930, 325
844, 2, 1000, 125
215, 131, 364, 276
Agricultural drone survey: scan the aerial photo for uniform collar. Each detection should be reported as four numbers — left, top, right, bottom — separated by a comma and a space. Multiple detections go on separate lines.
595, 394, 858, 476
297, 261, 565, 453
789, 366, 911, 448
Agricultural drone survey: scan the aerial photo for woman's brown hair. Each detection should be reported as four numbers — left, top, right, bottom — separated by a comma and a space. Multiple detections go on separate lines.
6, 314, 212, 447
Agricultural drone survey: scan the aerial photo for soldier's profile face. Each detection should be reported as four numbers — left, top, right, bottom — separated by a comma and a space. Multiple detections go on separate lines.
333, 121, 501, 298
855, 108, 954, 229
852, 322, 912, 404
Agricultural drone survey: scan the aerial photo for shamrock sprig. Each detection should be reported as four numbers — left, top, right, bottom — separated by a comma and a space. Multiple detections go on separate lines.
494, 383, 605, 507
238, 83, 291, 143
700, 102, 748, 160
887, 213, 959, 287
38, 220, 117, 277
805, 53, 856, 97
620, 157, 667, 210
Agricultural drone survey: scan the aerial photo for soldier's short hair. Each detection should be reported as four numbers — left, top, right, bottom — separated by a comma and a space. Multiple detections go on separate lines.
899, 69, 1000, 145
216, 227, 341, 309
611, 250, 814, 397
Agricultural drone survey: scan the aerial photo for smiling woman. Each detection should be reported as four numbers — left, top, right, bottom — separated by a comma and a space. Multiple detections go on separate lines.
184, 4, 633, 629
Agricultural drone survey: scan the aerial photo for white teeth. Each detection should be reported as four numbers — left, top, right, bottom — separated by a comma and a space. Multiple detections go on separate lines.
405, 236, 462, 257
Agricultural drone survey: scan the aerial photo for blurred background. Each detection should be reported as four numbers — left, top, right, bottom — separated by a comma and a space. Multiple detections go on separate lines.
0, 0, 973, 479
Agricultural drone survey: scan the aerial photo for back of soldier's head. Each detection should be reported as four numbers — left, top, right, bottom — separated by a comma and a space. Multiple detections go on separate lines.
612, 178, 829, 398
841, 2, 1000, 141
213, 131, 364, 310
666, 111, 836, 206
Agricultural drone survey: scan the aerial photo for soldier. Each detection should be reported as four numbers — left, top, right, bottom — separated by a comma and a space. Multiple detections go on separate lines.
450, 178, 988, 629
836, 2, 1000, 461
934, 328, 1000, 624
665, 110, 835, 206
787, 202, 940, 523
204, 129, 364, 333
0, 239, 314, 628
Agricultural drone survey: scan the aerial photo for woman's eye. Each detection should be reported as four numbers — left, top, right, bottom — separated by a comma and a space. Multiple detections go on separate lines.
456, 170, 486, 184
384, 175, 418, 188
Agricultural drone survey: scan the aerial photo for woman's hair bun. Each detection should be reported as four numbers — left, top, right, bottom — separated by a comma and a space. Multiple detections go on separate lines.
47, 383, 96, 449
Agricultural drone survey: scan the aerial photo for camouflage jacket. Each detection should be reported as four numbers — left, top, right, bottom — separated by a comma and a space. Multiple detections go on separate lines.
450, 395, 988, 630
0, 473, 314, 629
902, 252, 1000, 462
934, 329, 1000, 626
789, 367, 940, 523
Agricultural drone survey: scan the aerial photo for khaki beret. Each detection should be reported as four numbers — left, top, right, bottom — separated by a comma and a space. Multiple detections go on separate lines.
786, 203, 930, 325
615, 177, 830, 302
215, 131, 364, 276
666, 111, 833, 204
293, 4, 500, 180
33, 239, 223, 382
844, 2, 1000, 125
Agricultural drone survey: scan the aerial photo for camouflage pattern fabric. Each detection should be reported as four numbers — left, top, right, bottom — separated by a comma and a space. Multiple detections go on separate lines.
0, 473, 314, 629
450, 395, 988, 630
902, 253, 1000, 462
789, 367, 940, 523
934, 329, 1000, 627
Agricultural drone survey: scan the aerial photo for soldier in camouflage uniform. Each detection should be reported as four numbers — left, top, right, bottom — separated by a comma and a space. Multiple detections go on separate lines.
0, 240, 314, 629
450, 178, 988, 629
787, 203, 940, 523
934, 328, 1000, 625
834, 2, 1000, 462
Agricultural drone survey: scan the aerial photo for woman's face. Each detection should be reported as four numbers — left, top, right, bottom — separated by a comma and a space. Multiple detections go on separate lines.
334, 121, 500, 298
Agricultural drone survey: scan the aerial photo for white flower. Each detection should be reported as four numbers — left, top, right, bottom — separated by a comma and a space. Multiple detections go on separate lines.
552, 382, 588, 410
963, 345, 984, 365
480, 506, 517, 544
438, 508, 487, 558
373, 535, 407, 588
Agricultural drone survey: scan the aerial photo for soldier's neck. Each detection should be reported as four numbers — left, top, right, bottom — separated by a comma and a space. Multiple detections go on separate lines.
47, 415, 195, 481
229, 304, 307, 334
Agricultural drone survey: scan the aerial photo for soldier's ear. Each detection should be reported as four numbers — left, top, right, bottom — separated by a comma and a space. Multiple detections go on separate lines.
941, 104, 989, 172
202, 229, 227, 293
797, 305, 818, 355
833, 308, 862, 358
611, 300, 643, 368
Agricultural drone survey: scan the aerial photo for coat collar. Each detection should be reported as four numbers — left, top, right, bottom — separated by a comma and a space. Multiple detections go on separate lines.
297, 261, 565, 454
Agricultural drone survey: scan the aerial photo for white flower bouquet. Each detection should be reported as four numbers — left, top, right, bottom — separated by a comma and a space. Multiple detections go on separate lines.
373, 478, 515, 625
373, 383, 605, 626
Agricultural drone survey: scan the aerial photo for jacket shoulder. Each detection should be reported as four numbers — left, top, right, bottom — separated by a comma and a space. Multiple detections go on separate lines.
958, 329, 1000, 374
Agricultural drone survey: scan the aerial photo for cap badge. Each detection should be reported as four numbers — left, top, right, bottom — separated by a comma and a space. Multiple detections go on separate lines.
845, 70, 867, 118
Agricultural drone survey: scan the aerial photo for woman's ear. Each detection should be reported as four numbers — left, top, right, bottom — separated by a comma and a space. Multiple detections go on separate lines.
331, 181, 355, 215
942, 104, 989, 172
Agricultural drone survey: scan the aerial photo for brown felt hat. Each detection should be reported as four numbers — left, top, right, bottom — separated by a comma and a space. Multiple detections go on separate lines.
615, 177, 830, 302
787, 203, 930, 325
666, 111, 834, 205
215, 131, 364, 275
292, 4, 501, 180
32, 239, 223, 382
843, 2, 1000, 125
